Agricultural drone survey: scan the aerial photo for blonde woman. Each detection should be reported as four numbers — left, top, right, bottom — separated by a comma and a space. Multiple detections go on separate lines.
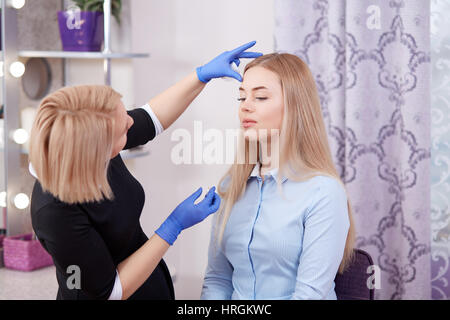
29, 42, 262, 300
201, 53, 355, 300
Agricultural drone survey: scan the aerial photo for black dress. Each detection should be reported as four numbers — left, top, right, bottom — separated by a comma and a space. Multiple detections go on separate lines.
30, 107, 175, 300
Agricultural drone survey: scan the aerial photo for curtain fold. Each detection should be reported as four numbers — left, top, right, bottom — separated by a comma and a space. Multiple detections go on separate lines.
430, 0, 450, 300
274, 0, 432, 299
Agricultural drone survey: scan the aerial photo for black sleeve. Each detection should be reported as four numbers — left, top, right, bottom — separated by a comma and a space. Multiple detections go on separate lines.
33, 203, 117, 300
123, 108, 157, 150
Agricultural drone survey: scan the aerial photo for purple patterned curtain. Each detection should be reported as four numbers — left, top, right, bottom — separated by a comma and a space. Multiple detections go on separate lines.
430, 0, 450, 300
274, 0, 432, 299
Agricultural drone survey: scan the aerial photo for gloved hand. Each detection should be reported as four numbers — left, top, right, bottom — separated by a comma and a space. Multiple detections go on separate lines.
155, 186, 221, 245
196, 41, 263, 83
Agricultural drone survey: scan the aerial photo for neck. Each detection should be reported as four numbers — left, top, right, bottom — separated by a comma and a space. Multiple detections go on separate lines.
259, 140, 275, 175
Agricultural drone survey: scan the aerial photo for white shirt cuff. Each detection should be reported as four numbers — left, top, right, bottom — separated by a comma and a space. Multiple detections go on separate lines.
108, 269, 123, 300
141, 103, 164, 136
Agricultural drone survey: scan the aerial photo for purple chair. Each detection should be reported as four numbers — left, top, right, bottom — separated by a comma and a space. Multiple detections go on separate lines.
334, 249, 375, 300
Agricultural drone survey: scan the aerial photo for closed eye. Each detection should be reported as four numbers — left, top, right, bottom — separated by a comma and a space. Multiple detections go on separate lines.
237, 97, 267, 101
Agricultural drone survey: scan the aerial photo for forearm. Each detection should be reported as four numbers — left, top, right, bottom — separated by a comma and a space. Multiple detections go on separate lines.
148, 71, 206, 130
114, 186, 219, 300
116, 234, 170, 300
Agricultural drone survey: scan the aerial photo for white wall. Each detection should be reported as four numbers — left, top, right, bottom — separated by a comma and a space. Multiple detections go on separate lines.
130, 0, 274, 299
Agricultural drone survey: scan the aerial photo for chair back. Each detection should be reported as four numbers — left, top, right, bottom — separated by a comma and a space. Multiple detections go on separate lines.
334, 249, 375, 300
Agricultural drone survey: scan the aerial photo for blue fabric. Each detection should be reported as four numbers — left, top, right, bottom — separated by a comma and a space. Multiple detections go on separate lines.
201, 163, 349, 300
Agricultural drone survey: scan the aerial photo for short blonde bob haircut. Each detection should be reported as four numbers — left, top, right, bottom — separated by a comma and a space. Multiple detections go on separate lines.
29, 85, 122, 204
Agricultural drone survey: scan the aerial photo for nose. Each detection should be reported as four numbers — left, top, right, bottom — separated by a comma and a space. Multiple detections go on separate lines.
240, 100, 254, 113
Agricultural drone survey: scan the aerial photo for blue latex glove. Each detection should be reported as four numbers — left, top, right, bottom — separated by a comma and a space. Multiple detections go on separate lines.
196, 41, 263, 83
155, 186, 221, 245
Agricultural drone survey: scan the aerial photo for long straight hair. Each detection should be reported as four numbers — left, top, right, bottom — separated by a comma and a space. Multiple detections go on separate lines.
215, 53, 355, 273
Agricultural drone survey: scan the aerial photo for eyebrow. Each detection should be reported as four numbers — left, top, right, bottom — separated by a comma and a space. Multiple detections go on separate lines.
239, 86, 269, 92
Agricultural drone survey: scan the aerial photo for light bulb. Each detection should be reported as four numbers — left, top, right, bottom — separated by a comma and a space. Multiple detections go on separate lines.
0, 191, 6, 208
9, 0, 25, 9
13, 128, 29, 144
14, 193, 29, 209
9, 61, 25, 78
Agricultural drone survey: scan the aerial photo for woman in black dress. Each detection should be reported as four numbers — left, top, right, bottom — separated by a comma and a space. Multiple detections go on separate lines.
28, 42, 262, 300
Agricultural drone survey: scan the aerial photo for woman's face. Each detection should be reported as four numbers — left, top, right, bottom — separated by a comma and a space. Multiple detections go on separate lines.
238, 66, 284, 142
111, 101, 134, 158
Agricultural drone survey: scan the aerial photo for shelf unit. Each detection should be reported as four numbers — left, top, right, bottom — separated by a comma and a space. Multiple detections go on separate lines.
18, 51, 149, 59
0, 0, 150, 242
18, 50, 149, 86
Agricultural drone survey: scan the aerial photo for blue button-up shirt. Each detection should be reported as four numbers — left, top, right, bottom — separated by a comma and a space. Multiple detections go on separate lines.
201, 162, 350, 300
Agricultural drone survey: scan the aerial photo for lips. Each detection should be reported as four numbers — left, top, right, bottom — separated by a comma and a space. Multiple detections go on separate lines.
242, 119, 257, 128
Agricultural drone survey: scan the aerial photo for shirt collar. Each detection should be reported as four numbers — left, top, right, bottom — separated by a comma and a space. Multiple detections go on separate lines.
249, 162, 288, 183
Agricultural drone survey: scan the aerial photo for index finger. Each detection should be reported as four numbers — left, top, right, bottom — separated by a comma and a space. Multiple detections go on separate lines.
238, 52, 263, 59
229, 41, 257, 55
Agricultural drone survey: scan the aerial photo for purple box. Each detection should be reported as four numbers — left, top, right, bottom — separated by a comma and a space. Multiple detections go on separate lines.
3, 233, 53, 271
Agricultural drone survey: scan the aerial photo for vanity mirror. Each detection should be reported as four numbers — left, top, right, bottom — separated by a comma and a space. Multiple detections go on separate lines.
21, 57, 51, 100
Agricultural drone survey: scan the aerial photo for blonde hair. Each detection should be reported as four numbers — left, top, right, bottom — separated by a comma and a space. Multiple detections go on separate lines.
216, 53, 355, 274
29, 85, 122, 204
